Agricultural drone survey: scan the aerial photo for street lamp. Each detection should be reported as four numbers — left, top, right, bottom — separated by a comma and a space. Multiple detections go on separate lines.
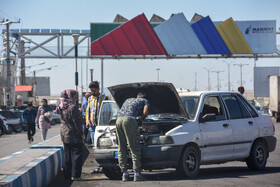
72, 34, 79, 91
223, 61, 231, 91
211, 70, 224, 91
233, 63, 249, 86
203, 67, 213, 91
90, 68, 94, 82
156, 68, 160, 82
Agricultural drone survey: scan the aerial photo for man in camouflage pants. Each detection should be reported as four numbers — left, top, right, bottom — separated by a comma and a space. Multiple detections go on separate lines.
116, 92, 149, 182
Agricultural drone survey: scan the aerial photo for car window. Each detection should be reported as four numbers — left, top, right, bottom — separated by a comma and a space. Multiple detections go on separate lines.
0, 111, 18, 119
202, 96, 226, 121
99, 102, 119, 126
237, 95, 259, 117
222, 95, 244, 119
180, 96, 199, 120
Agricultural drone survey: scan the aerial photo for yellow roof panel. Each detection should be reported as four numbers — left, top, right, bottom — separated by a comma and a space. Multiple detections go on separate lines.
216, 17, 253, 54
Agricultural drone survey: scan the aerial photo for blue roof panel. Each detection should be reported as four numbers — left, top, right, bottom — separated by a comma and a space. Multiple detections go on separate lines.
191, 16, 231, 54
154, 13, 206, 55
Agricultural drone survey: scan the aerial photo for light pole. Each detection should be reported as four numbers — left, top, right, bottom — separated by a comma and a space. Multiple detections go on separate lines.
156, 68, 160, 82
90, 68, 94, 82
72, 34, 79, 91
203, 67, 213, 91
223, 61, 231, 91
233, 63, 249, 86
211, 70, 224, 91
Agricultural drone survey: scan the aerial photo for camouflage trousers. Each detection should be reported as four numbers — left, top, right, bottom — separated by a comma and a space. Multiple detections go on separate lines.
116, 117, 141, 172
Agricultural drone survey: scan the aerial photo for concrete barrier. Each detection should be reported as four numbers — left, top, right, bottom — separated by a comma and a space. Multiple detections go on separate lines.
0, 135, 64, 187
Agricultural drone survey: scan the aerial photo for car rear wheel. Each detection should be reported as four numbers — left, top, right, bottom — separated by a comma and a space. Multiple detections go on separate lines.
11, 124, 22, 133
177, 145, 200, 178
103, 167, 122, 180
246, 140, 268, 170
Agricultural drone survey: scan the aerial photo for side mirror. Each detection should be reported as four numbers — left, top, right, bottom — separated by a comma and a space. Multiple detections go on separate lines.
199, 113, 216, 123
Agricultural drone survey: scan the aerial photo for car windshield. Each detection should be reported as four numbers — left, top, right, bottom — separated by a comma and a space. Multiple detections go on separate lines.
180, 96, 200, 120
99, 102, 119, 126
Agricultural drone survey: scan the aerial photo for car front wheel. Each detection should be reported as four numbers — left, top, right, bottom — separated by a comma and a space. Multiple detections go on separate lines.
177, 145, 200, 178
246, 141, 268, 170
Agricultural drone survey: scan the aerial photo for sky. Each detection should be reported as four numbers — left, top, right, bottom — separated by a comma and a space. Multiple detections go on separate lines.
0, 0, 280, 96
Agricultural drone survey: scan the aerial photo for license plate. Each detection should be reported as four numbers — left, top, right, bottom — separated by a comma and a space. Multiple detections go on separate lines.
114, 151, 131, 158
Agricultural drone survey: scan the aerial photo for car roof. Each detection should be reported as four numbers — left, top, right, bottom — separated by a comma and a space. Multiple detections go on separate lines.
178, 91, 241, 97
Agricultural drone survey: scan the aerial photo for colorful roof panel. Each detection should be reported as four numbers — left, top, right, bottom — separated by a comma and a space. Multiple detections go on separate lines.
191, 16, 231, 54
154, 13, 206, 55
91, 14, 167, 56
216, 17, 253, 54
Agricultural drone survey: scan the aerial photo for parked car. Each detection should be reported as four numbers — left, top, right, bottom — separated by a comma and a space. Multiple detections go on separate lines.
0, 111, 22, 133
0, 114, 13, 134
51, 110, 61, 125
93, 82, 277, 179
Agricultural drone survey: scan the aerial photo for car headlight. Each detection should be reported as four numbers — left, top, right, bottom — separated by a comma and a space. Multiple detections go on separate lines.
147, 135, 174, 145
98, 137, 113, 148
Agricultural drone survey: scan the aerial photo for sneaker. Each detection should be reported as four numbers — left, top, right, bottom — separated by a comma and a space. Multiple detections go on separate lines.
134, 173, 146, 182
31, 137, 34, 142
71, 177, 87, 181
28, 140, 31, 144
122, 173, 129, 182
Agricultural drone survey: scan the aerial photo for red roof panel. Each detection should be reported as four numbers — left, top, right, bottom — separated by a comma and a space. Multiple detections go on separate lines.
91, 13, 167, 56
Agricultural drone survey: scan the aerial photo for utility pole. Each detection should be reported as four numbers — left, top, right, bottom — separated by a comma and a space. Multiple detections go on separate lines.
223, 61, 231, 91
156, 68, 160, 82
233, 63, 249, 86
1, 18, 20, 106
90, 69, 94, 82
33, 71, 36, 105
19, 40, 26, 85
211, 70, 224, 91
203, 67, 213, 91
194, 72, 197, 91
72, 34, 79, 91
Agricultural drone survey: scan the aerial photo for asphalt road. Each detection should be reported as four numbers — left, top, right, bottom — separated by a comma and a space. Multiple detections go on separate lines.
50, 121, 280, 187
1, 122, 279, 186
0, 124, 61, 158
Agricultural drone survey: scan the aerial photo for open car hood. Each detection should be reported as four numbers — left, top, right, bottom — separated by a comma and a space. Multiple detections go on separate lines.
108, 82, 188, 117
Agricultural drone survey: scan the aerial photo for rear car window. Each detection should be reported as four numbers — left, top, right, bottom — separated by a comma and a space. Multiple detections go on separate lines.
0, 111, 18, 119
237, 95, 258, 117
222, 95, 243, 119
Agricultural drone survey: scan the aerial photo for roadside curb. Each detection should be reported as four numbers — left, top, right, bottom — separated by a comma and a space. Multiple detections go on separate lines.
0, 135, 64, 187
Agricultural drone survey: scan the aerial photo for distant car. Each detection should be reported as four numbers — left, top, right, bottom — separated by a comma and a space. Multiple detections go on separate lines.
0, 111, 22, 133
13, 110, 28, 131
51, 110, 61, 125
0, 114, 13, 134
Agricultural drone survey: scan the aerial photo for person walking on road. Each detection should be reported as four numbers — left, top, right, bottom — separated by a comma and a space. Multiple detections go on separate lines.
116, 92, 149, 182
36, 98, 52, 141
56, 89, 85, 181
82, 92, 91, 144
85, 81, 108, 146
22, 102, 37, 144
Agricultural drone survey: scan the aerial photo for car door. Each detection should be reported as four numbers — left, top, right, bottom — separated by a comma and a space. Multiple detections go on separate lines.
221, 94, 258, 158
199, 95, 234, 161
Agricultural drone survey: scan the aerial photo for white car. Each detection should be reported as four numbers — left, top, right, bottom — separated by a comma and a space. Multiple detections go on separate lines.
94, 82, 277, 179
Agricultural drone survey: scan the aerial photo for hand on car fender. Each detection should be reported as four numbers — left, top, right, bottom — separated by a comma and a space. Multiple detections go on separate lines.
136, 119, 142, 126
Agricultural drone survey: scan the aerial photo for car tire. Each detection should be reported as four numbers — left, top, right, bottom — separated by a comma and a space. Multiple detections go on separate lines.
177, 145, 200, 178
3, 125, 13, 134
22, 124, 27, 131
11, 124, 23, 133
103, 167, 122, 180
246, 141, 268, 170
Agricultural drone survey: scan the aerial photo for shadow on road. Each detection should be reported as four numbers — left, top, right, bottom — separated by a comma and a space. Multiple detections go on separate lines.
144, 166, 280, 181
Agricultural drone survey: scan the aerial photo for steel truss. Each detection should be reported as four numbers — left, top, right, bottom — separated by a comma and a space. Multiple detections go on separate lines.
17, 32, 90, 59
